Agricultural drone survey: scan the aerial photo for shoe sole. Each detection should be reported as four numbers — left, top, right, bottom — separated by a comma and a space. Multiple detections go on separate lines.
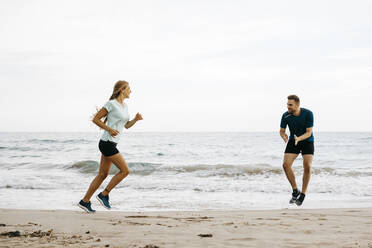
77, 203, 96, 213
96, 195, 111, 210
295, 201, 303, 206
289, 197, 298, 204
290, 192, 301, 204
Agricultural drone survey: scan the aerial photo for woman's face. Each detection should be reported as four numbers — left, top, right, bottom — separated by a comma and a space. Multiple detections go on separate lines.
121, 85, 131, 98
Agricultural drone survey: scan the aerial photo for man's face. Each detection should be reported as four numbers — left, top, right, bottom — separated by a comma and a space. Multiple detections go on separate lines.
287, 99, 299, 113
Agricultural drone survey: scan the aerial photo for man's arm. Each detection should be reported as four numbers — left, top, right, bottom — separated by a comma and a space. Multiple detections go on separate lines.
279, 113, 288, 143
280, 128, 288, 143
294, 127, 313, 145
294, 111, 314, 145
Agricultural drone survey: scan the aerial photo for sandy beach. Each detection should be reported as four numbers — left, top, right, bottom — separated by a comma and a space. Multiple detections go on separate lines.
0, 208, 371, 248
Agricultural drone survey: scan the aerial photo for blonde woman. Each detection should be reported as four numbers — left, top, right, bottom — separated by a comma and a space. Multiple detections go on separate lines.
78, 80, 143, 213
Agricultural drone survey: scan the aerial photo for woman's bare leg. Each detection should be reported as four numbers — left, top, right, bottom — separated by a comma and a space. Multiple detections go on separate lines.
101, 153, 130, 196
82, 154, 112, 202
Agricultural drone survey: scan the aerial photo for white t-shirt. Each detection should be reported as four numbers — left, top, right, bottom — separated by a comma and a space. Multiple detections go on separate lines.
100, 99, 130, 143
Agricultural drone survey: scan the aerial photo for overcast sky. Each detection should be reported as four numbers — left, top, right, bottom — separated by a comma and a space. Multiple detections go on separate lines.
1, 0, 371, 132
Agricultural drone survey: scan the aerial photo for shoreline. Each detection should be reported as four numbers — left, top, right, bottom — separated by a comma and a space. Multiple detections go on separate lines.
1, 208, 372, 247
2, 205, 372, 212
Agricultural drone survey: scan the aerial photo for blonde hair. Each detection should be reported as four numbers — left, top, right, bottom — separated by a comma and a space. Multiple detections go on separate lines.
109, 80, 129, 101
92, 80, 129, 125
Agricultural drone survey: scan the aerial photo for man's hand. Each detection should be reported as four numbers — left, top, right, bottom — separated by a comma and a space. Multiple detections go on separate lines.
294, 135, 299, 146
282, 133, 289, 143
280, 128, 288, 143
294, 128, 312, 145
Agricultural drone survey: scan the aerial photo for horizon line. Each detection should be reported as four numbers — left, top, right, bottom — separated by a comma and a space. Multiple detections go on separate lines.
0, 131, 371, 133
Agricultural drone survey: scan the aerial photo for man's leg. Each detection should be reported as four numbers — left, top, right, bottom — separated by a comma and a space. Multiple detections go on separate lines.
294, 154, 313, 206
283, 153, 299, 190
301, 155, 313, 194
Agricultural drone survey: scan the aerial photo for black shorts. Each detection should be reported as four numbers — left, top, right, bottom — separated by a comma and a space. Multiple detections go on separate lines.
99, 139, 119, 157
285, 140, 314, 155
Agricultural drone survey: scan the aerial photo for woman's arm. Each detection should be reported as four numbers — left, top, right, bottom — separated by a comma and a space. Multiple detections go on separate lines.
93, 107, 119, 136
125, 113, 143, 129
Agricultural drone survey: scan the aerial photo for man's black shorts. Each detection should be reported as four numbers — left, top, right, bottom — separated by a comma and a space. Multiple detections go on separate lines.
285, 140, 314, 155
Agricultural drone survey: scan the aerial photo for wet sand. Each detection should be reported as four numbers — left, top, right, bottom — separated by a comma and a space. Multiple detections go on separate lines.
1, 208, 372, 247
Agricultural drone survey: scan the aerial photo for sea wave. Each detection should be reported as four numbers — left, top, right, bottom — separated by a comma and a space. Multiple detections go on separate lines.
67, 160, 371, 177
0, 185, 52, 190
27, 138, 91, 144
2, 146, 33, 151
69, 161, 161, 175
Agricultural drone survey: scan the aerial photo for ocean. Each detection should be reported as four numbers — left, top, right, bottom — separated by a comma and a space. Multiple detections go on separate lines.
0, 132, 371, 211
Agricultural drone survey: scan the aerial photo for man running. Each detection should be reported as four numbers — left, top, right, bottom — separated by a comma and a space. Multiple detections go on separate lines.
280, 95, 314, 206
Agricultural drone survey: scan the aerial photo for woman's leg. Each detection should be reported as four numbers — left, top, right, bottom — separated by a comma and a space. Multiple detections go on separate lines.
101, 153, 130, 196
82, 154, 112, 202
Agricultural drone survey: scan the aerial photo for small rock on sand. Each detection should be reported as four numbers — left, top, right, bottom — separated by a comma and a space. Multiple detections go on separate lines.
143, 245, 159, 248
198, 233, 213, 238
1, 231, 21, 237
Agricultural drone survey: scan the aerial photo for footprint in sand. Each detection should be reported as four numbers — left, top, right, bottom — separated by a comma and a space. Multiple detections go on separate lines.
223, 222, 235, 225
125, 215, 150, 218
228, 237, 256, 241
126, 221, 151, 226
156, 223, 172, 227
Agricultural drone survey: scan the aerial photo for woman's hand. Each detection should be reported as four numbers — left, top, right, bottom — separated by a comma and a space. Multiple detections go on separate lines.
109, 128, 120, 137
125, 113, 143, 129
135, 113, 143, 121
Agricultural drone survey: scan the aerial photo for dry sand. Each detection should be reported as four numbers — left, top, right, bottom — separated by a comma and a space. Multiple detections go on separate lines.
1, 208, 372, 248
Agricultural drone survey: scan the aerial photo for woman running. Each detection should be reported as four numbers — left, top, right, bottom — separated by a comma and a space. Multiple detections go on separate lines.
78, 80, 143, 213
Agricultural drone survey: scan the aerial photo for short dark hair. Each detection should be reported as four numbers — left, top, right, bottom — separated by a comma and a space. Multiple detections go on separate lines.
287, 95, 300, 104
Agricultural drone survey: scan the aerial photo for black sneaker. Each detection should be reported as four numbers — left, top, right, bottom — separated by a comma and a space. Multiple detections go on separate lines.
96, 192, 111, 210
78, 200, 96, 213
289, 189, 300, 204
295, 193, 306, 206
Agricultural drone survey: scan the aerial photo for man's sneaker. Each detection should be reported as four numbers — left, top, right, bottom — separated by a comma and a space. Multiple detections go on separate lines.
289, 189, 300, 204
78, 200, 96, 213
295, 193, 306, 206
96, 192, 111, 210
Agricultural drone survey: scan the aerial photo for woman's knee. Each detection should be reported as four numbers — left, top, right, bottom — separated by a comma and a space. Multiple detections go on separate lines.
98, 171, 109, 180
119, 168, 130, 177
283, 162, 292, 170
